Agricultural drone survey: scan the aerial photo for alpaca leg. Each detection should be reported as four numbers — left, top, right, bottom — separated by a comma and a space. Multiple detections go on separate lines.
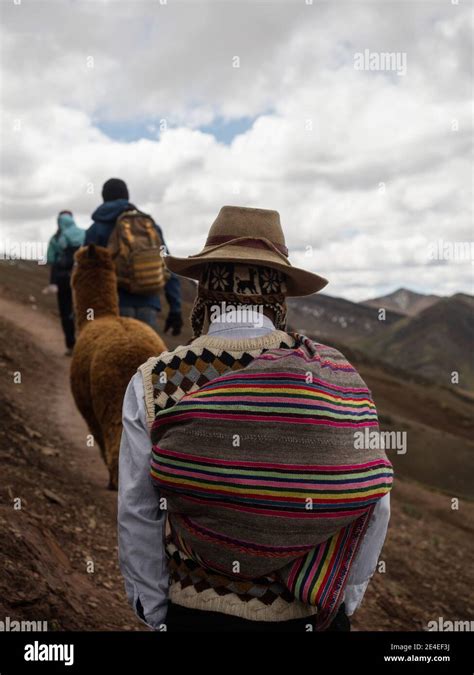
70, 372, 106, 462
84, 414, 106, 464
103, 424, 122, 490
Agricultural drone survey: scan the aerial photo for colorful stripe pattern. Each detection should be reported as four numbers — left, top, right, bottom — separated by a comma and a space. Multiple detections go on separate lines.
150, 447, 392, 517
150, 336, 393, 628
152, 370, 379, 430
282, 509, 374, 629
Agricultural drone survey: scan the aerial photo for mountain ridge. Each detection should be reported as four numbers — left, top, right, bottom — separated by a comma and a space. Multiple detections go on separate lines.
361, 287, 443, 316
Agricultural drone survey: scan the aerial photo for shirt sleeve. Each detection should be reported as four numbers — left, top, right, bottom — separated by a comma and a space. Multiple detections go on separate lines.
163, 274, 182, 315
154, 223, 182, 314
343, 493, 391, 615
117, 372, 169, 629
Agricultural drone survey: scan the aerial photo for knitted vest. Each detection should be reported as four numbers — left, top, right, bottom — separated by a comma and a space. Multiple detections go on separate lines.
139, 331, 324, 621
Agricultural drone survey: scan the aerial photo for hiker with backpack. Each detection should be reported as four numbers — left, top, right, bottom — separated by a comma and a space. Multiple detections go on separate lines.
46, 210, 85, 355
118, 206, 393, 631
84, 178, 182, 335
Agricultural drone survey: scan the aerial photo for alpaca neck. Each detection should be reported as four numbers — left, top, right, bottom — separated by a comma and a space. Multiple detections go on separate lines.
74, 269, 120, 333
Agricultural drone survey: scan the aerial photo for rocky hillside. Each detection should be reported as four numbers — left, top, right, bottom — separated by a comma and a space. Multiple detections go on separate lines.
287, 293, 404, 345
362, 294, 474, 391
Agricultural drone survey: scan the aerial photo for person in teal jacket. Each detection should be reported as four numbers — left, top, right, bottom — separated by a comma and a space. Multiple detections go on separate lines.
47, 211, 85, 354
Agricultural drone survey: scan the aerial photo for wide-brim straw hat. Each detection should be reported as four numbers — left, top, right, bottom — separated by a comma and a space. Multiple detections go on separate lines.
164, 205, 328, 297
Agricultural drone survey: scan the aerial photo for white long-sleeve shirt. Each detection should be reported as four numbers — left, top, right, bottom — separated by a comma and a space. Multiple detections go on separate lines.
118, 317, 390, 629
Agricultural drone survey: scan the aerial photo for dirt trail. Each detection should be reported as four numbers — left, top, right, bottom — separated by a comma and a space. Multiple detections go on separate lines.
0, 294, 144, 630
0, 295, 106, 491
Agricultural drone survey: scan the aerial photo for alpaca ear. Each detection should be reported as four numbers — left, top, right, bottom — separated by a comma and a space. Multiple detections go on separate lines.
87, 244, 96, 258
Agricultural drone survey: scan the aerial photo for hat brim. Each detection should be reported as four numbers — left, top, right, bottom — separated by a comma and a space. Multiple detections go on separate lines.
164, 244, 328, 297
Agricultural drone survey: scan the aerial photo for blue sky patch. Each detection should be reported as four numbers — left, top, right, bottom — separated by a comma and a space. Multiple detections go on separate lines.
95, 119, 161, 143
96, 115, 256, 145
199, 116, 256, 144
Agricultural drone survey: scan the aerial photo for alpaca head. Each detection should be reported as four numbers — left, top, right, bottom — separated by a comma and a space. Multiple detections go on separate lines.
72, 245, 119, 331
73, 243, 116, 273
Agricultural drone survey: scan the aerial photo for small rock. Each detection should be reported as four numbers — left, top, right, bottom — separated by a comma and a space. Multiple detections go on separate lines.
40, 446, 59, 457
43, 489, 66, 506
24, 425, 42, 440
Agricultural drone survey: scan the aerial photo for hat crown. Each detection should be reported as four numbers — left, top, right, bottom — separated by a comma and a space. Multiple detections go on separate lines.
207, 206, 286, 246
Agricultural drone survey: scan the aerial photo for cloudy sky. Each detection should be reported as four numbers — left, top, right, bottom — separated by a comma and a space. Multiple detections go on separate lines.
0, 0, 472, 301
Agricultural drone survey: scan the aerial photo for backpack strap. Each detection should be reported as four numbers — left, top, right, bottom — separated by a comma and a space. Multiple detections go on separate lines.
111, 211, 135, 259
122, 219, 134, 244
144, 219, 159, 246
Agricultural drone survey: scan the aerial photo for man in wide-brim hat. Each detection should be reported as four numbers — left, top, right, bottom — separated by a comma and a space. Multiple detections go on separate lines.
164, 205, 327, 338
164, 205, 327, 296
118, 205, 391, 632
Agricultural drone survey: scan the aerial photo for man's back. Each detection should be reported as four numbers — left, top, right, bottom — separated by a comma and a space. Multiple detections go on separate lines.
85, 198, 133, 247
83, 179, 182, 333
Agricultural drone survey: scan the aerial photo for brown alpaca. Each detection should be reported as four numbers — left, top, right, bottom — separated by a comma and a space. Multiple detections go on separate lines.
70, 245, 166, 489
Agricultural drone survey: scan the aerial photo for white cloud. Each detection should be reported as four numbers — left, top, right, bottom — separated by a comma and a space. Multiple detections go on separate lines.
0, 0, 472, 301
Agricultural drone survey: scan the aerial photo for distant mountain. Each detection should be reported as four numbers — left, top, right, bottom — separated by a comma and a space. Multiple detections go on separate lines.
287, 293, 405, 345
451, 292, 474, 304
363, 294, 474, 390
362, 287, 442, 316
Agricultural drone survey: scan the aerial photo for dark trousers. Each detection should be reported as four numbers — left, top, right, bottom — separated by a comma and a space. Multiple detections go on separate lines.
56, 275, 75, 349
165, 602, 350, 632
120, 305, 159, 332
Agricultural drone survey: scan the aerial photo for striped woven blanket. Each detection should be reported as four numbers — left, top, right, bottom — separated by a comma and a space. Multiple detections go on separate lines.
150, 335, 393, 628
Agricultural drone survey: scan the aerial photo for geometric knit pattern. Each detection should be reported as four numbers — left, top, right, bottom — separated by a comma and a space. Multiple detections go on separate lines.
167, 541, 294, 604
150, 334, 296, 415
